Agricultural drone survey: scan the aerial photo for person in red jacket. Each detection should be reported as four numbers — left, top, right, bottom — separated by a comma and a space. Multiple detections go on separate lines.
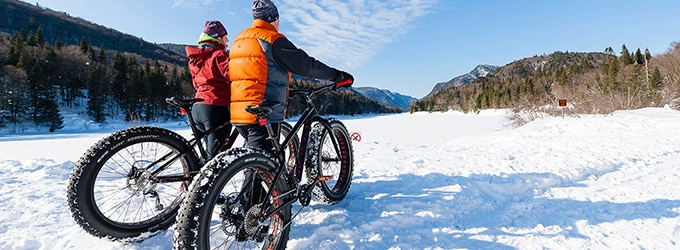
185, 20, 231, 159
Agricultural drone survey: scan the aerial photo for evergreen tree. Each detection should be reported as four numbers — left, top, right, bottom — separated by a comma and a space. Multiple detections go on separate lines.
111, 53, 129, 116
126, 68, 145, 121
34, 27, 44, 46
604, 47, 615, 55
2, 66, 29, 129
26, 31, 37, 46
38, 86, 64, 132
606, 57, 620, 91
87, 64, 107, 123
45, 48, 58, 75
54, 37, 62, 50
78, 37, 90, 53
0, 68, 8, 128
6, 31, 26, 66
94, 48, 106, 63
644, 48, 652, 62
650, 67, 662, 89
620, 44, 633, 65
27, 56, 63, 130
180, 65, 194, 96
634, 48, 644, 65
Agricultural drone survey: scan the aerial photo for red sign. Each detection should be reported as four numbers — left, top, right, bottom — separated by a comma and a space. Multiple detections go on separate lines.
350, 132, 362, 142
558, 99, 567, 107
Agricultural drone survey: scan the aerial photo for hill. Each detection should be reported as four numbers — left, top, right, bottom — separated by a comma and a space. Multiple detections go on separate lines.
423, 64, 499, 98
0, 0, 186, 65
411, 46, 680, 120
0, 0, 403, 132
352, 87, 416, 110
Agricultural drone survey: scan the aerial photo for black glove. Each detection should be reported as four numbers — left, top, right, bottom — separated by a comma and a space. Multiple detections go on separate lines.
333, 69, 354, 86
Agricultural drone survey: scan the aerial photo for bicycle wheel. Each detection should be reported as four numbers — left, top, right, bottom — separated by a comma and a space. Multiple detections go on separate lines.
306, 118, 354, 205
279, 121, 300, 178
174, 147, 292, 249
67, 126, 200, 241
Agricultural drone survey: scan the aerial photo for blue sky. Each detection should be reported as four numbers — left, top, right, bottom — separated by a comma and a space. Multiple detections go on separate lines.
20, 0, 680, 98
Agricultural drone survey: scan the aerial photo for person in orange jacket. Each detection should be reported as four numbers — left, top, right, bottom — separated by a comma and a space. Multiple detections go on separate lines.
185, 20, 231, 159
230, 0, 354, 152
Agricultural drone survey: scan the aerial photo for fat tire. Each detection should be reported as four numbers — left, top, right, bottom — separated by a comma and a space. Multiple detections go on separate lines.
174, 147, 291, 249
279, 122, 300, 178
305, 119, 354, 205
67, 126, 199, 241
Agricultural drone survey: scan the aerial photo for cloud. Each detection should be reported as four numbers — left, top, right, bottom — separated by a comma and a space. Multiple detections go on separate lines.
172, 0, 216, 9
278, 0, 437, 69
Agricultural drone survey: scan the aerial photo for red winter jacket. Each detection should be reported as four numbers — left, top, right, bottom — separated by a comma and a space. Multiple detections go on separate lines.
185, 41, 230, 106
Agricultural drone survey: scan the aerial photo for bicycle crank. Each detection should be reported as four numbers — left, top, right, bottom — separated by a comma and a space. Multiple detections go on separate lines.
297, 184, 312, 206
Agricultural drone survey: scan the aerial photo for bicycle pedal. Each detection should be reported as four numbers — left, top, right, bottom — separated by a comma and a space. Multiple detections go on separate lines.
316, 175, 333, 181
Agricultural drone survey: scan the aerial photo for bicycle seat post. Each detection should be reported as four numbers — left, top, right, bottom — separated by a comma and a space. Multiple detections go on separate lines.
257, 115, 282, 155
246, 102, 283, 157
166, 97, 209, 160
184, 107, 202, 139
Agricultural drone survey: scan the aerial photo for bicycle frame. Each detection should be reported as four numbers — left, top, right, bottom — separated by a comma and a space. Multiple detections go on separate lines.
252, 84, 346, 219
170, 81, 351, 247
148, 127, 237, 183
144, 97, 239, 183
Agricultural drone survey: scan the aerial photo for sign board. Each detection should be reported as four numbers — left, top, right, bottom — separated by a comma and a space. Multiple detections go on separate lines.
558, 99, 567, 107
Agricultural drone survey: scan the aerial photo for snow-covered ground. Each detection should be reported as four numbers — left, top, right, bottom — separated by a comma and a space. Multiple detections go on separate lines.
1, 107, 680, 249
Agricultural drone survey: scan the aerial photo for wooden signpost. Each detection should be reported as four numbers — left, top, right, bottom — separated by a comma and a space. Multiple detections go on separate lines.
559, 99, 566, 118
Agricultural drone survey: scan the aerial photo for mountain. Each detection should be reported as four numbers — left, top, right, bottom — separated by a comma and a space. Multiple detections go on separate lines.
352, 87, 417, 110
0, 0, 187, 65
424, 64, 500, 98
410, 51, 634, 114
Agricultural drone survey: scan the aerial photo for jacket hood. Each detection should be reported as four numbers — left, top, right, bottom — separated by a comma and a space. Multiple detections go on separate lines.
198, 32, 222, 44
185, 42, 226, 67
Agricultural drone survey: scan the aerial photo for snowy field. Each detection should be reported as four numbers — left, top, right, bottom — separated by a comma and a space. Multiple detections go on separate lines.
1, 107, 680, 249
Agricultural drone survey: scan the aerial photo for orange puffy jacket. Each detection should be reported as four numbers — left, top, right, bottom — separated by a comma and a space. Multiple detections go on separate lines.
229, 20, 289, 124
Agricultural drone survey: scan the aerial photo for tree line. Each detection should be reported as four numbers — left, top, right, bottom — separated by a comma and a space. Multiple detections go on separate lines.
410, 43, 678, 123
0, 28, 399, 132
0, 28, 193, 132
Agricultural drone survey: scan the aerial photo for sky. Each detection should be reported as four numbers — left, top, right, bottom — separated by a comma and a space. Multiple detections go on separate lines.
17, 0, 680, 98
2, 105, 680, 248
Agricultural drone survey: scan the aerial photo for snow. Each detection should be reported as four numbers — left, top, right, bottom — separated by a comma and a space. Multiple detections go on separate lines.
2, 107, 680, 249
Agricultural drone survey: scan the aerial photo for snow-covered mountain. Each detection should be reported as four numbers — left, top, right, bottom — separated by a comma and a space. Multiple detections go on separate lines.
353, 87, 417, 110
424, 64, 500, 98
352, 65, 499, 110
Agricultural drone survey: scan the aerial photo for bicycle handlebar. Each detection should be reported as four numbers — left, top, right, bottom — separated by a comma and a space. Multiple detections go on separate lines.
289, 81, 351, 99
336, 79, 352, 88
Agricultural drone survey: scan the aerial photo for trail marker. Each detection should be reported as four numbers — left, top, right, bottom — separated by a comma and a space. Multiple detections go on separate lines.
558, 99, 567, 118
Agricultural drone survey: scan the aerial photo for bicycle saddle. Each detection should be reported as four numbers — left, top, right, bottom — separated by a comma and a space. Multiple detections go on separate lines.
245, 101, 282, 116
166, 97, 205, 110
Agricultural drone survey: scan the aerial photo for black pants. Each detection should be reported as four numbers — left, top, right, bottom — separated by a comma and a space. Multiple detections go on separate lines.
191, 104, 230, 159
235, 122, 280, 154
235, 122, 282, 204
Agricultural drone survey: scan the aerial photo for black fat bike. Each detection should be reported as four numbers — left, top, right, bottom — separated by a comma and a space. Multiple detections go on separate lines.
173, 80, 355, 249
66, 97, 299, 241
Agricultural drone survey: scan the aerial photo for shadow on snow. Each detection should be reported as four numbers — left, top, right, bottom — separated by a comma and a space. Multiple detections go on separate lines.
288, 172, 680, 249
